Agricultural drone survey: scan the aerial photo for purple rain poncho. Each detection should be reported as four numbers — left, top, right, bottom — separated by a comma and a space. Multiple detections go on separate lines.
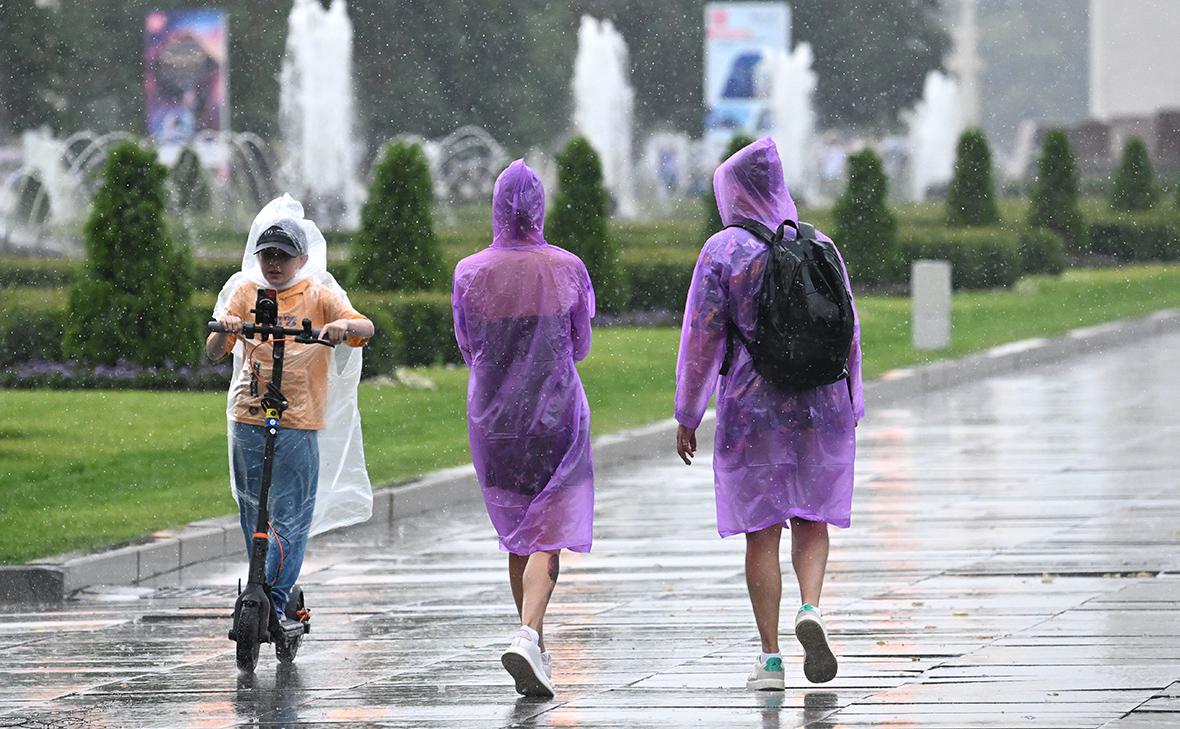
452, 160, 596, 555
674, 137, 864, 535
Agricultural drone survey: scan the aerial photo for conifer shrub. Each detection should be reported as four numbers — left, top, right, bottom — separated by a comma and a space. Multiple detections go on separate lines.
1028, 129, 1087, 251
1110, 137, 1158, 212
352, 141, 445, 291
63, 141, 198, 366
548, 136, 627, 311
834, 149, 899, 286
946, 129, 999, 226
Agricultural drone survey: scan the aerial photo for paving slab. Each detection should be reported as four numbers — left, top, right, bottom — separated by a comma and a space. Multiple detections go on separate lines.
3, 330, 1180, 727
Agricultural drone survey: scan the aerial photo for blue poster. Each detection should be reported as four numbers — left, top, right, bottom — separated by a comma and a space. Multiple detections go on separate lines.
703, 2, 791, 149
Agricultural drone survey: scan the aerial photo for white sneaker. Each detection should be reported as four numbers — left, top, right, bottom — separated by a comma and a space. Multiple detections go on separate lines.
746, 655, 785, 691
501, 631, 555, 697
541, 650, 553, 679
795, 604, 838, 683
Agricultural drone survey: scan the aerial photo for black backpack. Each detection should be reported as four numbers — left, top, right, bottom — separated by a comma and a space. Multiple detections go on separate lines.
720, 218, 855, 391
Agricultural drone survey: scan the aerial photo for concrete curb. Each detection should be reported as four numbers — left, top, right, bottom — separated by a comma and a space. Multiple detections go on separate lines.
5, 307, 1179, 604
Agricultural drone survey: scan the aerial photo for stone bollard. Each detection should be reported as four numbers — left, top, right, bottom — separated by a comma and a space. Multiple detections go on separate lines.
912, 259, 951, 350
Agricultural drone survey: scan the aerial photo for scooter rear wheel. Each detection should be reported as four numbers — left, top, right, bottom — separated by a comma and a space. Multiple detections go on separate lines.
275, 585, 305, 664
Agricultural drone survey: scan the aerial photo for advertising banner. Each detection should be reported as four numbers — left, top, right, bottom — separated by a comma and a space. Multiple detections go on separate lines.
703, 2, 791, 154
144, 9, 229, 155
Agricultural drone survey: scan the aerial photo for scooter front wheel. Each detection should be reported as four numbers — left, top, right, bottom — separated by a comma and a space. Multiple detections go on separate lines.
234, 601, 263, 673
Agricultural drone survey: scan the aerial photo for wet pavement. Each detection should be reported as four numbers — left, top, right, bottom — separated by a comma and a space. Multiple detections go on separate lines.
3, 332, 1180, 729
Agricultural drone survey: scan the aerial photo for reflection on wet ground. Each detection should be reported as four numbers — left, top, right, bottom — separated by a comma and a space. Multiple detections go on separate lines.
3, 333, 1180, 727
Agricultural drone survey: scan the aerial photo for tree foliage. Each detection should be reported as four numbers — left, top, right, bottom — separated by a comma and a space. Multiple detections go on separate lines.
946, 129, 999, 227
5, 0, 949, 143
1110, 137, 1158, 212
352, 141, 445, 291
792, 0, 950, 128
833, 150, 898, 286
64, 142, 197, 365
548, 136, 626, 311
1028, 129, 1086, 251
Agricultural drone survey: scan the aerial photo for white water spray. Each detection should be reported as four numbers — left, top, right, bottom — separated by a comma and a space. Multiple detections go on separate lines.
905, 70, 964, 201
279, 0, 359, 228
572, 16, 636, 218
768, 42, 818, 201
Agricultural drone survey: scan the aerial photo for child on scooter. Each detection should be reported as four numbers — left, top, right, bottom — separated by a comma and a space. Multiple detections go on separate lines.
207, 195, 375, 634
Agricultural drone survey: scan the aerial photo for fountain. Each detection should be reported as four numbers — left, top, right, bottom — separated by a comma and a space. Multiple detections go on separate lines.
905, 70, 964, 201
639, 131, 694, 205
279, 0, 359, 228
572, 15, 636, 218
767, 42, 818, 202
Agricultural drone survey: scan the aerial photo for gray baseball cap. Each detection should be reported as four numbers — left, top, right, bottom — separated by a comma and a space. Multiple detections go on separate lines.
252, 219, 307, 257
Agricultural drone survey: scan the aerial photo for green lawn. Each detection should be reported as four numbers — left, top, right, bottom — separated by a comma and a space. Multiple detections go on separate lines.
3, 263, 1180, 563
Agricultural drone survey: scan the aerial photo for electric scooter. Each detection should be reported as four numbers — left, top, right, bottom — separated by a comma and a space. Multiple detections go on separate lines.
208, 287, 333, 673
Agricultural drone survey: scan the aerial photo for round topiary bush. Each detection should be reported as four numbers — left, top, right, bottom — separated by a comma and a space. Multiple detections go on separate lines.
1110, 137, 1159, 211
1028, 129, 1087, 251
548, 136, 626, 311
63, 141, 197, 366
703, 134, 757, 238
946, 129, 999, 227
352, 141, 446, 291
834, 149, 899, 286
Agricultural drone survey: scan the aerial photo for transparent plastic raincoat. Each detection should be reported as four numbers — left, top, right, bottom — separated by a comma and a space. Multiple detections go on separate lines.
675, 138, 863, 534
212, 194, 373, 536
452, 160, 596, 555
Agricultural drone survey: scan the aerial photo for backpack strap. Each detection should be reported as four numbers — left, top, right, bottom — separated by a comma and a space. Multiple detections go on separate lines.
724, 218, 783, 245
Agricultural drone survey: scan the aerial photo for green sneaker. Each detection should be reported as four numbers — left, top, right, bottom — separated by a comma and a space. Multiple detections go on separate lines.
746, 655, 785, 691
795, 604, 837, 683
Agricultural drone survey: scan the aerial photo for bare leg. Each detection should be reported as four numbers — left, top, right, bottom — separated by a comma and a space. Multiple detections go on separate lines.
521, 549, 560, 652
508, 553, 527, 621
789, 517, 829, 606
745, 524, 783, 654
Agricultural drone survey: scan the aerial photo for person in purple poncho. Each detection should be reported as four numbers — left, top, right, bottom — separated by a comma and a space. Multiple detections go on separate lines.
674, 137, 864, 691
452, 159, 596, 698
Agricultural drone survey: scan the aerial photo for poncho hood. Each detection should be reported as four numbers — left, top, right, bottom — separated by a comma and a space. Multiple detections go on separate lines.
713, 136, 799, 229
492, 159, 547, 248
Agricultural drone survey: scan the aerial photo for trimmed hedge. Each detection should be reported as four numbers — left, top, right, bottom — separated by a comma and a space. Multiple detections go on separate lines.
898, 228, 1021, 289
621, 247, 699, 312
350, 290, 461, 377
2, 286, 463, 386
1088, 217, 1180, 262
1017, 228, 1068, 276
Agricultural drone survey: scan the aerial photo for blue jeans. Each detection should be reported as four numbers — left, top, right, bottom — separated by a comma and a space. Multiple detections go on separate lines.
232, 422, 318, 620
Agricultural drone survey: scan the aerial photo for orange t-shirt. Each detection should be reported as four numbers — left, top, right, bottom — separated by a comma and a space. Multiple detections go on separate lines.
208, 278, 370, 431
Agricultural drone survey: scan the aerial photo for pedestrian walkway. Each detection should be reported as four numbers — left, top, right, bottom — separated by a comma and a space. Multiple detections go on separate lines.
2, 332, 1179, 728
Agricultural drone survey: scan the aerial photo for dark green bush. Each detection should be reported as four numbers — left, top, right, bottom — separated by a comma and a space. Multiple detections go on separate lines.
946, 129, 1000, 227
1029, 129, 1087, 251
703, 134, 757, 239
63, 142, 198, 366
898, 228, 1021, 289
352, 141, 446, 291
348, 291, 461, 377
1088, 216, 1180, 262
834, 150, 900, 286
622, 248, 699, 312
1016, 228, 1067, 275
548, 136, 627, 311
1110, 137, 1158, 212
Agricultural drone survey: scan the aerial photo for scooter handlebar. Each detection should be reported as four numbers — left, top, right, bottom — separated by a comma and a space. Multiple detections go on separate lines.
207, 320, 334, 346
